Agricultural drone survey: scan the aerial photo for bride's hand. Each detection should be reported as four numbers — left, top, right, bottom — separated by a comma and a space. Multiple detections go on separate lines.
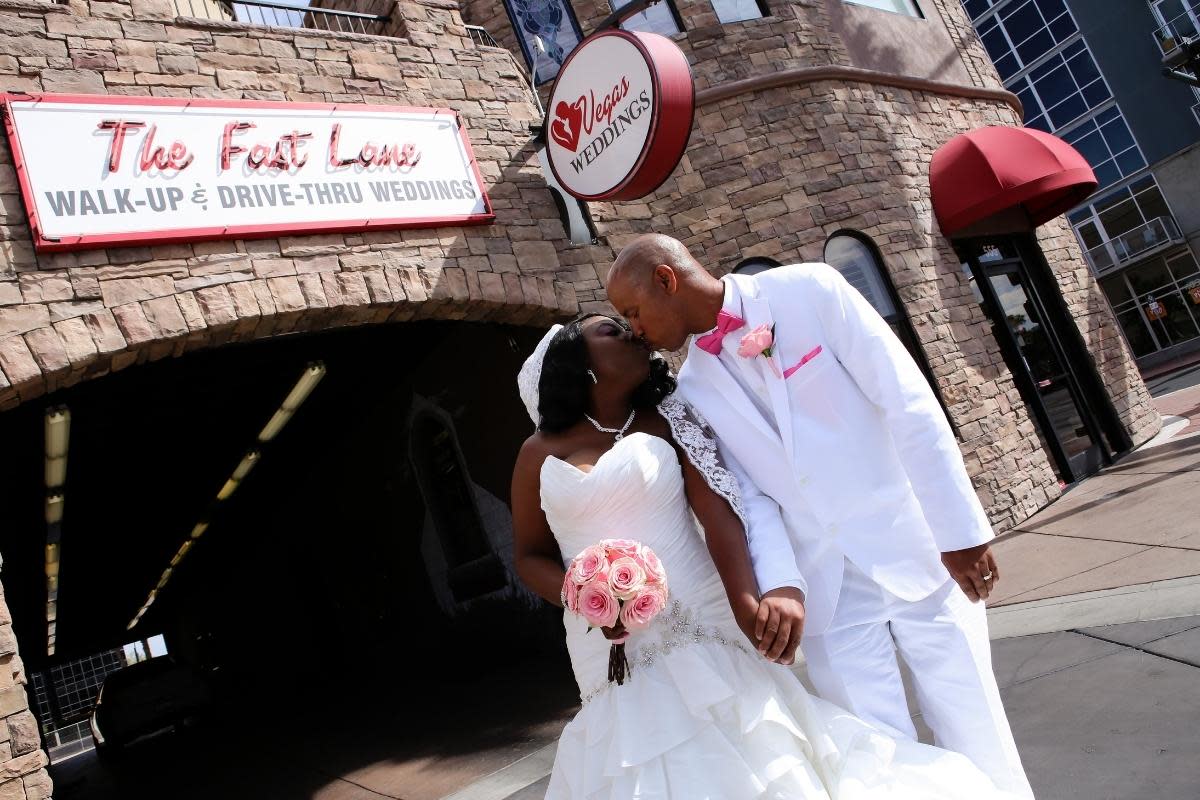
731, 593, 763, 650
756, 587, 805, 666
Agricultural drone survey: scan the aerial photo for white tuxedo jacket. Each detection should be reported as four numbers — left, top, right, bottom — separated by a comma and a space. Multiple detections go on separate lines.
677, 265, 993, 636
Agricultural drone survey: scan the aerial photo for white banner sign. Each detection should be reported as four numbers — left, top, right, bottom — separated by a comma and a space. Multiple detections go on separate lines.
2, 94, 494, 251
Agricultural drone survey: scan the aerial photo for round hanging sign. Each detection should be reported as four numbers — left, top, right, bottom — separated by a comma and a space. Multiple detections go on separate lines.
544, 30, 694, 202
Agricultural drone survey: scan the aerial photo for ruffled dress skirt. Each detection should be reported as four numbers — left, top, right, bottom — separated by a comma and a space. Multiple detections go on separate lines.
547, 634, 1019, 800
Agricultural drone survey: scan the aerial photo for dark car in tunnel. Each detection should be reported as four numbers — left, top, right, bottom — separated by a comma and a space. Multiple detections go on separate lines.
90, 657, 213, 754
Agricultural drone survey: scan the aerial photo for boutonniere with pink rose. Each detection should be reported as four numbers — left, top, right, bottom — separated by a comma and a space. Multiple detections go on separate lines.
562, 538, 669, 686
738, 324, 782, 378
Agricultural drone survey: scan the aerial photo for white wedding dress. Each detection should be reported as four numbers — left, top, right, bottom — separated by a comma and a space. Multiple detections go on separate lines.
540, 430, 1019, 799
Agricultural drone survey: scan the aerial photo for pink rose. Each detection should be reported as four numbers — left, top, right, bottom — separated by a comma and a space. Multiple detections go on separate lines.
608, 556, 647, 600
562, 573, 580, 613
571, 545, 607, 583
578, 580, 620, 628
603, 538, 642, 562
619, 586, 668, 631
737, 324, 774, 359
639, 547, 666, 585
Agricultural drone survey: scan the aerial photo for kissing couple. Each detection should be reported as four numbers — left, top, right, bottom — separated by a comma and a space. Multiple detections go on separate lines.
511, 234, 1034, 799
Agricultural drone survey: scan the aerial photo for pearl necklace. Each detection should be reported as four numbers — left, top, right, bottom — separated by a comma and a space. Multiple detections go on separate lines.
585, 409, 637, 441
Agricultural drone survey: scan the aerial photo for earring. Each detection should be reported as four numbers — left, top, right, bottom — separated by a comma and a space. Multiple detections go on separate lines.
587, 370, 598, 385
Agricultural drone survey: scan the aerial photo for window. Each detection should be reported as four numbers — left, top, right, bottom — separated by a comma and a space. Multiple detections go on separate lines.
614, 0, 683, 35
825, 234, 899, 320
713, 0, 770, 23
1007, 40, 1109, 131
962, 0, 995, 21
1059, 107, 1145, 189
1068, 176, 1169, 248
823, 233, 943, 396
845, 0, 922, 16
501, 0, 584, 83
975, 0, 1077, 80
1100, 249, 1200, 357
1153, 0, 1200, 40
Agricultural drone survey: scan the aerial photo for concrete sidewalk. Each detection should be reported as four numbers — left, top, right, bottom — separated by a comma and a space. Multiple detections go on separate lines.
989, 434, 1200, 610
988, 376, 1200, 615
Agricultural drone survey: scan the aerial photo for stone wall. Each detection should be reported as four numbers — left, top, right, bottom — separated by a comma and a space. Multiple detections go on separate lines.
0, 584, 50, 800
0, 0, 621, 413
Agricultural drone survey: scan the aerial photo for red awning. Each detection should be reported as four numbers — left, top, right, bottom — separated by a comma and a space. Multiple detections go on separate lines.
930, 126, 1098, 236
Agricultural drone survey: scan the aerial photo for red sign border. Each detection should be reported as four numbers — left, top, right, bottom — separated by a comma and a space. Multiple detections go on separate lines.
1, 92, 497, 253
544, 30, 695, 203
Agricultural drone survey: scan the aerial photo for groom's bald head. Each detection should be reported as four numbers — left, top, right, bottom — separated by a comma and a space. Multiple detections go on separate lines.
609, 234, 699, 288
607, 234, 722, 352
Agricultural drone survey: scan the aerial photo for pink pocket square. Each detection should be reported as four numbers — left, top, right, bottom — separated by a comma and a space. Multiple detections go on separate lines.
783, 346, 823, 379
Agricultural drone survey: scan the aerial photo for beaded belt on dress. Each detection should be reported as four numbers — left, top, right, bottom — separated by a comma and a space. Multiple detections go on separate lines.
579, 600, 750, 705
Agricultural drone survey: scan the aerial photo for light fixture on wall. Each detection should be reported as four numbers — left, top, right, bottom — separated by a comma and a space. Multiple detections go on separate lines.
258, 362, 325, 443
190, 522, 208, 540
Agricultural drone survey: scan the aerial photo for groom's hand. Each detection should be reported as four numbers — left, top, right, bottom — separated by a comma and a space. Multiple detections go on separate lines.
756, 587, 805, 666
942, 543, 999, 602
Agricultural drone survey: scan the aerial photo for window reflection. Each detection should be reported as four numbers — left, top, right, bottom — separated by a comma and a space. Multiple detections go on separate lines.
713, 0, 769, 23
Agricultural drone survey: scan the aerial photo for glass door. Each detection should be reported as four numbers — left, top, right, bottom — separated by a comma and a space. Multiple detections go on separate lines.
962, 240, 1110, 483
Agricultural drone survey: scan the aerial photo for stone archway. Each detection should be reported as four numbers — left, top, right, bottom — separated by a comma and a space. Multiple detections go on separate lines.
0, 262, 579, 412
0, 259, 579, 796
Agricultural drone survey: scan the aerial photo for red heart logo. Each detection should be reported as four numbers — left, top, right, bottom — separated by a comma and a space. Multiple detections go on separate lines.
550, 99, 584, 153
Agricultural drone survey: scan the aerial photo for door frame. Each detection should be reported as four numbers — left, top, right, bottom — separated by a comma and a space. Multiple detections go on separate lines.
958, 234, 1132, 483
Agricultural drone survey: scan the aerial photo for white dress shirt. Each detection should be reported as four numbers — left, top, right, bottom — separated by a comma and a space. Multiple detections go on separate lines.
710, 278, 775, 431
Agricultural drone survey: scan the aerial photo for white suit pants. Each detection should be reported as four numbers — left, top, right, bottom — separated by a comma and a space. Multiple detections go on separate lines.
802, 560, 1034, 798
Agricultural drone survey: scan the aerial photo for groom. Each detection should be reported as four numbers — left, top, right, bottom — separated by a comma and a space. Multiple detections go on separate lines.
607, 234, 1033, 797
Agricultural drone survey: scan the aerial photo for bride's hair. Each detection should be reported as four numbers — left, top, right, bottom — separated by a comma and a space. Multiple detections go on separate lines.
538, 314, 676, 433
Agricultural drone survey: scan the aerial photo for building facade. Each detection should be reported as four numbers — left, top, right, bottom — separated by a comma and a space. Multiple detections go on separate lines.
0, 0, 1164, 792
964, 0, 1200, 373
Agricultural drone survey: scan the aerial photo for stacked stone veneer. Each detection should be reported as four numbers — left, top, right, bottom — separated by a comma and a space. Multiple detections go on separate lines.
0, 583, 50, 800
0, 0, 632, 416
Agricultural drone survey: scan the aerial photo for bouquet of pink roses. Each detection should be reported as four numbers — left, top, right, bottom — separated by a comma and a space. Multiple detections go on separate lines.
562, 538, 669, 686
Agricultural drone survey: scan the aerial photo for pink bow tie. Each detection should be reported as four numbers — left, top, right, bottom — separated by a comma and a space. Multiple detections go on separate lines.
696, 310, 745, 355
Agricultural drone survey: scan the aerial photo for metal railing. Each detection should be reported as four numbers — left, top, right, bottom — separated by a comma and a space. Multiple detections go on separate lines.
1084, 216, 1184, 276
466, 24, 501, 48
46, 720, 95, 764
1153, 2, 1200, 60
1193, 101, 1200, 127
173, 0, 392, 36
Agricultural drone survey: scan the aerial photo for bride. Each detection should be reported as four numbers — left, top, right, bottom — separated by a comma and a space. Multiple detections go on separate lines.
511, 314, 1022, 799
